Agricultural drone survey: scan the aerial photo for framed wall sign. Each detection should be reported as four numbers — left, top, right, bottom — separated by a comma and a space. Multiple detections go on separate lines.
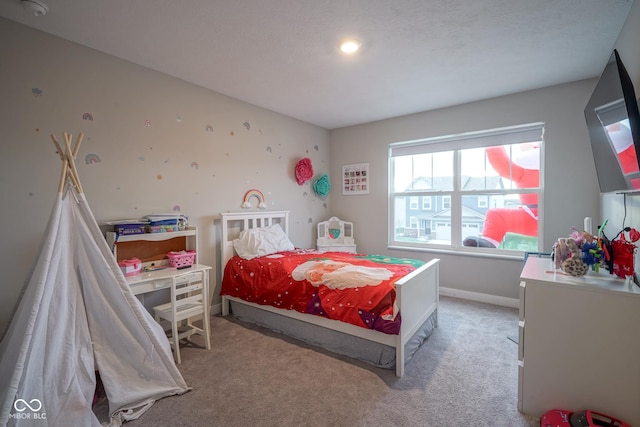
342, 163, 369, 195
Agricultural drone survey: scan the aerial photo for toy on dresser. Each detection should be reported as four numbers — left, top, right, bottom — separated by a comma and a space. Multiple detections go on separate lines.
553, 230, 604, 277
553, 223, 640, 278
555, 238, 590, 277
605, 226, 639, 278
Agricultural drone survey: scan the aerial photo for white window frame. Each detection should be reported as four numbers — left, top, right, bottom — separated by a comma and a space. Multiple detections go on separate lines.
388, 123, 544, 256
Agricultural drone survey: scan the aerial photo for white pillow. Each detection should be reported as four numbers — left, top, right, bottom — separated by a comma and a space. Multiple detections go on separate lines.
233, 223, 294, 260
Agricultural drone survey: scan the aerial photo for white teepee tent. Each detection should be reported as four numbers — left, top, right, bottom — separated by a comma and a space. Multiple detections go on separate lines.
0, 133, 190, 426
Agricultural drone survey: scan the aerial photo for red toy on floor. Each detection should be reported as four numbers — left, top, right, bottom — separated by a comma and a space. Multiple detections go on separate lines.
540, 409, 630, 427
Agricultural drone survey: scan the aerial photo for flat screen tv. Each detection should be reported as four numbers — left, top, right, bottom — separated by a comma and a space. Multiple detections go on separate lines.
585, 49, 640, 193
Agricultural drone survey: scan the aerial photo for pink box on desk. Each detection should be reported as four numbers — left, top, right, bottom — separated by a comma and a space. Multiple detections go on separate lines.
118, 257, 142, 277
167, 250, 196, 268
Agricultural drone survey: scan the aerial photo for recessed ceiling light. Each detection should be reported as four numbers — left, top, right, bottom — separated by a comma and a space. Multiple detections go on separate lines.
338, 39, 361, 54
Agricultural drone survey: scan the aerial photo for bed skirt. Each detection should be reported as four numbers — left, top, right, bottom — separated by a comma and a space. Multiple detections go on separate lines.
228, 300, 437, 370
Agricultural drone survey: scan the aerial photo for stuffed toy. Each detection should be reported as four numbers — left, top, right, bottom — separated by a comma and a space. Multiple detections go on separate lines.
553, 238, 569, 270
560, 238, 589, 277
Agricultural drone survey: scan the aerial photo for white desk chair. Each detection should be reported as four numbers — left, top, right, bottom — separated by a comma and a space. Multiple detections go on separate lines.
153, 270, 211, 364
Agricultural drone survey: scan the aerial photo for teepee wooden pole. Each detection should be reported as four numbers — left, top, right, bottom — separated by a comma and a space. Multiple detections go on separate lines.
51, 134, 68, 193
51, 134, 64, 160
56, 162, 68, 193
64, 133, 84, 194
51, 132, 85, 194
63, 133, 79, 191
72, 132, 84, 157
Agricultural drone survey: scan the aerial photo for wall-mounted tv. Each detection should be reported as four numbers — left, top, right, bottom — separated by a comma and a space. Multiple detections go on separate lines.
584, 49, 640, 193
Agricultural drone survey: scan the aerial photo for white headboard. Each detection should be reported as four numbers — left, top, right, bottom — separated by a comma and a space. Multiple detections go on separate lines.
220, 211, 290, 268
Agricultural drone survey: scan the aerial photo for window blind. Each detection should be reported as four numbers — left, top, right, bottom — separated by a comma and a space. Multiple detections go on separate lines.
389, 122, 544, 157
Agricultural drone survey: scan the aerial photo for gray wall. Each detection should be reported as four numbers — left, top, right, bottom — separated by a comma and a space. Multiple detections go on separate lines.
1, 1, 638, 327
601, 1, 640, 248
0, 18, 331, 328
330, 81, 600, 300
329, 0, 640, 301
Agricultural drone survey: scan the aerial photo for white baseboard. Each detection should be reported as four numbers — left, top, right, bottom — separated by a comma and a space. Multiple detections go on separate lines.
210, 302, 223, 316
440, 286, 519, 309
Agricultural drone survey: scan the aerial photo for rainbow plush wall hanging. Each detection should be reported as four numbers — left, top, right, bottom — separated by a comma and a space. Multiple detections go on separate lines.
241, 189, 267, 209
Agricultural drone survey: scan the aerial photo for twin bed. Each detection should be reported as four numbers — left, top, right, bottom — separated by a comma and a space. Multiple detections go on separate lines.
219, 211, 440, 377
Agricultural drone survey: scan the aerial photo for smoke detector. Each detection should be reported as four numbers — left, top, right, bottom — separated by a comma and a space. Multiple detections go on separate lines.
21, 0, 49, 17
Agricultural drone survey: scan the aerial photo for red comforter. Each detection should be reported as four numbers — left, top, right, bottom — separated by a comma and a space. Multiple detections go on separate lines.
221, 249, 424, 335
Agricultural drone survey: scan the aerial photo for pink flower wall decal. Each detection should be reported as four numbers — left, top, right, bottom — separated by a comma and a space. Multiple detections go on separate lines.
295, 157, 313, 185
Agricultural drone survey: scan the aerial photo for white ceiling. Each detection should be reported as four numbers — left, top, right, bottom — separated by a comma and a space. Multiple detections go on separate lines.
0, 0, 634, 129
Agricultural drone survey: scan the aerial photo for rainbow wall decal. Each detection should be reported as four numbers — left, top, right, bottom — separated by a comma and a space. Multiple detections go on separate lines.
85, 153, 101, 164
241, 189, 267, 209
82, 112, 94, 121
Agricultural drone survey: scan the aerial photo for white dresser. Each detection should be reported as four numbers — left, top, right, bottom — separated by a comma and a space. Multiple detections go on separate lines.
518, 257, 640, 425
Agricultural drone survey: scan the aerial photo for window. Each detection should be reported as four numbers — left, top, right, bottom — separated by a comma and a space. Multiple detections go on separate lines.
409, 196, 419, 210
442, 196, 451, 209
477, 196, 488, 208
422, 196, 432, 210
389, 123, 543, 254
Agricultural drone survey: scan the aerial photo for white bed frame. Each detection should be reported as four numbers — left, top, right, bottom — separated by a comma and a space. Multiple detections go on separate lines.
220, 211, 439, 377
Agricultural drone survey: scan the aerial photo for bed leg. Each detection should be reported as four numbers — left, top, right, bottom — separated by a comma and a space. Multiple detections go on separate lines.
396, 336, 404, 377
222, 296, 230, 316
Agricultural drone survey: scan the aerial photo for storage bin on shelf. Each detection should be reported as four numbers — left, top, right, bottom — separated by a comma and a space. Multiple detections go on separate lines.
112, 222, 147, 236
147, 218, 179, 233
167, 250, 196, 268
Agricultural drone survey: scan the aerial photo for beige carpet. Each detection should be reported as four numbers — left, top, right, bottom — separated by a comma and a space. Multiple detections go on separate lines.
124, 296, 539, 427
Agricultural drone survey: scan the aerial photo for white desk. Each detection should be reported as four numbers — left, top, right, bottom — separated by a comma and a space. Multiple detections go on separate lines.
126, 263, 212, 296
127, 264, 212, 319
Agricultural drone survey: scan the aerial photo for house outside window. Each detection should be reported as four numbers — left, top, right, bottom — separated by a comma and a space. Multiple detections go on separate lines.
478, 196, 488, 208
388, 123, 544, 254
409, 196, 419, 210
442, 196, 451, 209
422, 196, 432, 210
